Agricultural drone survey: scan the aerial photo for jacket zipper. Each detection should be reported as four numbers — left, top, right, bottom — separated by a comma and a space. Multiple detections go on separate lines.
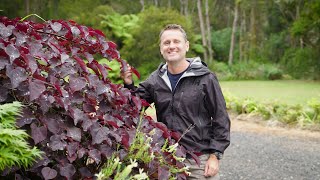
198, 97, 203, 140
170, 91, 175, 129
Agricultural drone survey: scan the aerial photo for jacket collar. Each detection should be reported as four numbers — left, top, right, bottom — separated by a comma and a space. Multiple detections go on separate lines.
158, 57, 209, 77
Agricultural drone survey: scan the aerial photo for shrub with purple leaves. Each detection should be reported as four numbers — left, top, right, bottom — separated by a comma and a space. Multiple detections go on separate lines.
0, 16, 191, 179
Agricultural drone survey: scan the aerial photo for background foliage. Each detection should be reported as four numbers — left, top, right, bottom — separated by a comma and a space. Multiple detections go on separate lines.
1, 0, 319, 80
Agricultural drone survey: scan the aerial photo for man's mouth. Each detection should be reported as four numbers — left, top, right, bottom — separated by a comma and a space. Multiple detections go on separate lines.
168, 51, 177, 55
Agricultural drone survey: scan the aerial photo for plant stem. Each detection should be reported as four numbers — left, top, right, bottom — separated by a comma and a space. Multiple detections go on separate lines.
20, 14, 46, 22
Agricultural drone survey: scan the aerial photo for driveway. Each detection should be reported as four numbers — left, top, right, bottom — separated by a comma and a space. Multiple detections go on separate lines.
219, 118, 320, 180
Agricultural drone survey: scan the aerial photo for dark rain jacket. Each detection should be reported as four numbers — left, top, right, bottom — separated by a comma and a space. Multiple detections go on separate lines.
126, 57, 230, 154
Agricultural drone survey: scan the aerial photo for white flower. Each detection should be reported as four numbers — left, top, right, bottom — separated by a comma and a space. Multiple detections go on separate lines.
168, 143, 178, 153
132, 168, 148, 180
95, 172, 105, 180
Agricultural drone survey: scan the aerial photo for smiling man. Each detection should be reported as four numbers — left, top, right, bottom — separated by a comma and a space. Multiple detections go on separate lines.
121, 24, 230, 179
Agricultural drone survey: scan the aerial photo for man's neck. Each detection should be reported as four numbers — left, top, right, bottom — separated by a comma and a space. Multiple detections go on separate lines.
167, 59, 189, 74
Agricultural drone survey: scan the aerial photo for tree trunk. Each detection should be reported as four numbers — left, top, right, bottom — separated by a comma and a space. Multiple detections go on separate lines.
168, 0, 171, 8
296, 1, 303, 48
227, 1, 232, 27
228, 1, 239, 66
239, 9, 245, 62
205, 0, 213, 64
249, 1, 257, 61
180, 0, 188, 16
180, 0, 184, 14
185, 0, 189, 17
154, 0, 158, 7
53, 0, 59, 18
25, 0, 30, 15
197, 0, 208, 61
140, 0, 145, 11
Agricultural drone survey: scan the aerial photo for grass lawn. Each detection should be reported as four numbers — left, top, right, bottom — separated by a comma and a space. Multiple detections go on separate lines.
220, 80, 320, 105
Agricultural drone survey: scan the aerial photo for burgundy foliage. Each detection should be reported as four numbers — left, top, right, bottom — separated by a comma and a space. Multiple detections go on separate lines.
0, 16, 189, 179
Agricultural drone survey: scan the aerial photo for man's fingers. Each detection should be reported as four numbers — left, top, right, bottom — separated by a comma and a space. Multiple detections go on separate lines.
204, 164, 219, 177
204, 162, 209, 176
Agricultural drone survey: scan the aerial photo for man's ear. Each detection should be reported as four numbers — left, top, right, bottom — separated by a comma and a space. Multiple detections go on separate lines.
186, 41, 190, 52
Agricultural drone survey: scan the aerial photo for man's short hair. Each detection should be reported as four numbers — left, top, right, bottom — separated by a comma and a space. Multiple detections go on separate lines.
159, 24, 188, 41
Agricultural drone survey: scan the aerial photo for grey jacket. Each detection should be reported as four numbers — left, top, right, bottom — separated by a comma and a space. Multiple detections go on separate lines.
126, 57, 230, 154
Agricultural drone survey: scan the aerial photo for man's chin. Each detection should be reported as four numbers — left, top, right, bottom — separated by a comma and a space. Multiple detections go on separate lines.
165, 57, 179, 62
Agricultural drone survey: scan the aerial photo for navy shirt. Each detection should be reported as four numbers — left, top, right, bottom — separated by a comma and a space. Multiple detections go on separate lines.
167, 70, 186, 91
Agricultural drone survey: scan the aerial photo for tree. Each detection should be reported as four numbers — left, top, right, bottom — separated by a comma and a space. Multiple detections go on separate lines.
239, 8, 247, 62
140, 0, 145, 11
197, 0, 208, 62
205, 0, 213, 64
180, 0, 189, 16
228, 0, 240, 65
291, 0, 320, 49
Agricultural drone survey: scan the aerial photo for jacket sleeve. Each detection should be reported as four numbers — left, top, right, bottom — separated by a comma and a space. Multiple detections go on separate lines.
124, 75, 155, 105
204, 73, 230, 154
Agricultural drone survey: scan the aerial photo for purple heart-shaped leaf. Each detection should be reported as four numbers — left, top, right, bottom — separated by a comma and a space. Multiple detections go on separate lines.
31, 123, 47, 144
88, 149, 101, 164
6, 65, 28, 88
67, 127, 81, 142
59, 163, 76, 179
0, 23, 13, 38
50, 22, 62, 32
49, 134, 67, 151
90, 124, 109, 144
5, 44, 20, 63
69, 74, 86, 93
29, 79, 46, 101
79, 167, 92, 178
41, 167, 57, 180
16, 108, 35, 127
45, 118, 60, 134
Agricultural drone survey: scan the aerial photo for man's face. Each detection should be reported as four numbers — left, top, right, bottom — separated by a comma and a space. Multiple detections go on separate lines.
160, 29, 189, 63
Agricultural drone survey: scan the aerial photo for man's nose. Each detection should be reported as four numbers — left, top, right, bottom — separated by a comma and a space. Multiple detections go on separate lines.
168, 42, 175, 49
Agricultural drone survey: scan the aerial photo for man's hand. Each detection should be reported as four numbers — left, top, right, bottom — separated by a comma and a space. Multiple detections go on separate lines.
120, 65, 133, 85
204, 154, 219, 177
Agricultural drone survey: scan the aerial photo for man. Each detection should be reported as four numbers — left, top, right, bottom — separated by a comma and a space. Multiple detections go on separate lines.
121, 24, 230, 179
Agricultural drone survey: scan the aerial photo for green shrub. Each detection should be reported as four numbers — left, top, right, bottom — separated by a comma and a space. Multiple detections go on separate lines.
259, 32, 288, 63
307, 98, 320, 123
0, 102, 43, 171
211, 28, 233, 61
257, 103, 273, 119
241, 99, 259, 113
281, 47, 320, 80
263, 64, 283, 80
209, 61, 233, 80
210, 61, 284, 80
223, 91, 320, 129
274, 105, 303, 125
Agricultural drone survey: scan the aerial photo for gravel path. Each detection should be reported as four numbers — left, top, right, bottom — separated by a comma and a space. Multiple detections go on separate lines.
219, 119, 320, 180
